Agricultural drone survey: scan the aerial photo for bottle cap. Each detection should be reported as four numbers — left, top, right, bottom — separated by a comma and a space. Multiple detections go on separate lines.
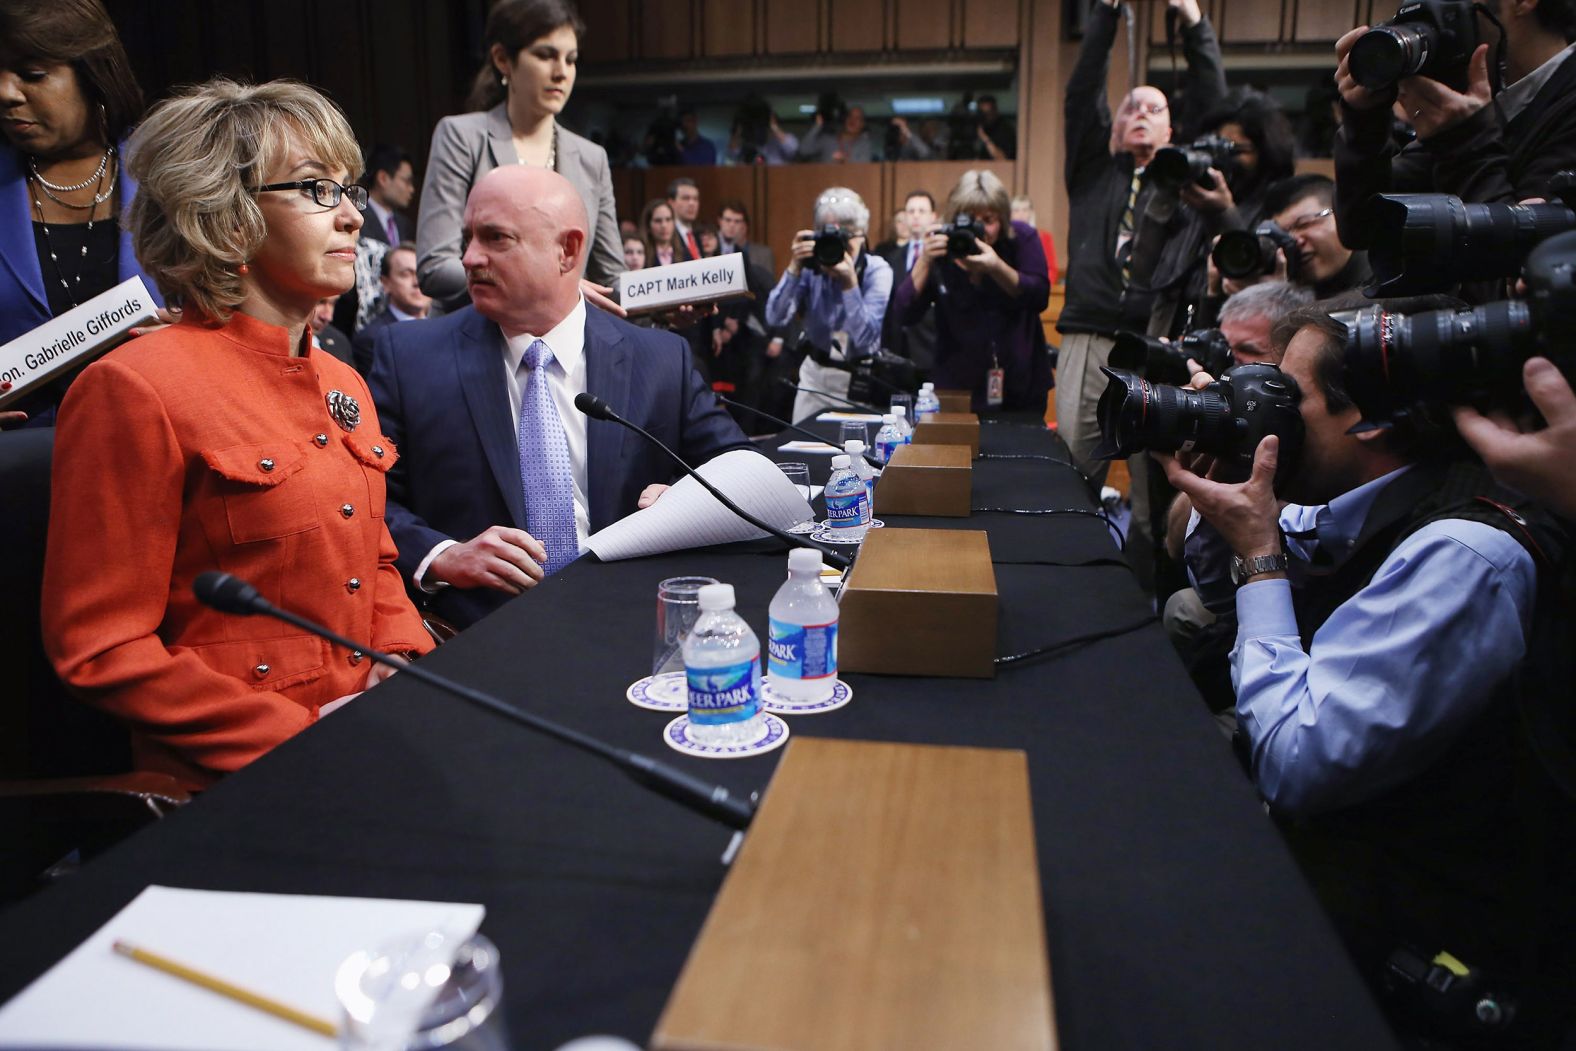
893, 405, 907, 419
843, 439, 865, 454
882, 414, 896, 424
921, 382, 934, 390
788, 548, 821, 573
697, 583, 735, 611
831, 453, 852, 469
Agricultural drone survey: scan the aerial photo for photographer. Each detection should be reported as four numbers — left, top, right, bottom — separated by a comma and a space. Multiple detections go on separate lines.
1056, 0, 1225, 486
890, 170, 1051, 412
1455, 357, 1576, 518
1162, 303, 1574, 1046
796, 98, 872, 164
1333, 0, 1576, 269
764, 187, 893, 419
1267, 174, 1372, 296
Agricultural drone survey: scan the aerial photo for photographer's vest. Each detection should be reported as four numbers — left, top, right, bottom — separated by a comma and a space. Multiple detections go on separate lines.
1277, 459, 1576, 995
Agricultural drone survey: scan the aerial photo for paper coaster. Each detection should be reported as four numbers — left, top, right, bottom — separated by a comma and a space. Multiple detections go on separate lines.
762, 676, 853, 714
787, 520, 819, 535
626, 672, 688, 711
663, 713, 790, 759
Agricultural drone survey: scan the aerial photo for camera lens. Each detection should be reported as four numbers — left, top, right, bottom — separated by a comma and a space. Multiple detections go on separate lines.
1213, 229, 1272, 279
1093, 368, 1236, 459
1149, 147, 1194, 191
1368, 194, 1576, 296
1348, 24, 1428, 89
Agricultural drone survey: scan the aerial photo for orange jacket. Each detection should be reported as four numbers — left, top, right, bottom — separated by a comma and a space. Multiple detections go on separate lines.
42, 311, 434, 790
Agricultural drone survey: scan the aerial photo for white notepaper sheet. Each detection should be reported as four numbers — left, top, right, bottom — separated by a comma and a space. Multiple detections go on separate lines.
0, 885, 485, 1051
815, 411, 885, 424
777, 439, 842, 455
585, 448, 813, 562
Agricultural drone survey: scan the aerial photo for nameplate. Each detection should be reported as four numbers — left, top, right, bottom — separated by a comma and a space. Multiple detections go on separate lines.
0, 276, 159, 409
617, 254, 751, 317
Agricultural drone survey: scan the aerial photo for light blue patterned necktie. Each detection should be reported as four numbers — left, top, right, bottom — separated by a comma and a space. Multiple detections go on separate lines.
517, 339, 579, 575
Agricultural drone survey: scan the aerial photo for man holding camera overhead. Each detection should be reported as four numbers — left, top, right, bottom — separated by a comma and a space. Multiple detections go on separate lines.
1333, 0, 1576, 262
1162, 300, 1575, 1047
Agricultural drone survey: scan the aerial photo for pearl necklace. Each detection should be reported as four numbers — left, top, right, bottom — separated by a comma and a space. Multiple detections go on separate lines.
30, 146, 113, 193
30, 160, 110, 310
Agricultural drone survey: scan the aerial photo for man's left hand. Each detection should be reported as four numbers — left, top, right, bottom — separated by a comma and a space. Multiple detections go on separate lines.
1159, 435, 1282, 559
1179, 169, 1235, 214
637, 483, 671, 509
828, 252, 859, 291
1397, 43, 1491, 141
581, 278, 628, 319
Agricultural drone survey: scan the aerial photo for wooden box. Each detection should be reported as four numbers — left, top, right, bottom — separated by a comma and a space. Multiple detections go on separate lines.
913, 411, 980, 456
837, 527, 997, 678
652, 738, 1057, 1051
935, 389, 972, 413
876, 443, 972, 517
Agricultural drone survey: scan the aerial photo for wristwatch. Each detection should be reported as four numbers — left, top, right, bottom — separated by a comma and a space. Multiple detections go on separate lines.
1231, 551, 1289, 585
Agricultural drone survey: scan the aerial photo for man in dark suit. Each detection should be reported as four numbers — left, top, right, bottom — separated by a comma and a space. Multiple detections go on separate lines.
668, 177, 703, 262
361, 143, 417, 247
370, 166, 753, 628
309, 294, 354, 367
352, 242, 432, 375
880, 189, 940, 379
717, 199, 775, 277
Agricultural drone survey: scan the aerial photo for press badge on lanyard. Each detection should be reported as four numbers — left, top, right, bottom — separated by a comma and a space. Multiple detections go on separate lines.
986, 353, 1005, 408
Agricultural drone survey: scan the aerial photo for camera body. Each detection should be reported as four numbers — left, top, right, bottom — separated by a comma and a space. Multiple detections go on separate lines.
1213, 221, 1301, 281
1349, 0, 1479, 92
1094, 362, 1304, 479
1150, 134, 1241, 192
805, 223, 851, 270
1110, 328, 1234, 387
944, 213, 987, 258
1366, 172, 1576, 295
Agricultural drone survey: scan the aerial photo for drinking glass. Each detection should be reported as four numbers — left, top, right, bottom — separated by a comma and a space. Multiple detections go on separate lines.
337, 932, 507, 1050
837, 419, 867, 449
889, 392, 914, 420
653, 576, 720, 677
777, 462, 814, 525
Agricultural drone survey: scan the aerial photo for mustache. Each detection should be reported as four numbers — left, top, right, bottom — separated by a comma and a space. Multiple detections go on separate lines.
466, 267, 498, 285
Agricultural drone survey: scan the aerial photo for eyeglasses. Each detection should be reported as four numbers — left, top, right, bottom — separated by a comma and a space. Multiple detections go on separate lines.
1121, 101, 1169, 117
1285, 207, 1333, 234
254, 178, 369, 211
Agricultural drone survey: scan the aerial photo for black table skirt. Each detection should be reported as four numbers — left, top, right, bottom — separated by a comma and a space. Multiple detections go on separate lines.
0, 418, 1396, 1050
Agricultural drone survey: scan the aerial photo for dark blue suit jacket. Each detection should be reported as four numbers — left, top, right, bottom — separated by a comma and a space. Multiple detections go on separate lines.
369, 304, 753, 626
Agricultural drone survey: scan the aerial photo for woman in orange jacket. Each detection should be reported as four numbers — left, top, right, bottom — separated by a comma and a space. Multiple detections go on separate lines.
41, 79, 435, 791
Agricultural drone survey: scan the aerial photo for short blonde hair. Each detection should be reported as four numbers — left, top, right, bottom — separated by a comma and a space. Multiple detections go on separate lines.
946, 169, 1014, 239
126, 79, 363, 321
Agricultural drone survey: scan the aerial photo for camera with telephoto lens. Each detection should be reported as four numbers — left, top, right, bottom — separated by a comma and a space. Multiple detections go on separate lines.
1093, 362, 1305, 479
1341, 229, 1576, 425
1110, 328, 1234, 387
1149, 134, 1241, 192
945, 212, 987, 258
1364, 172, 1576, 296
1348, 0, 1480, 93
803, 223, 851, 271
1213, 221, 1301, 281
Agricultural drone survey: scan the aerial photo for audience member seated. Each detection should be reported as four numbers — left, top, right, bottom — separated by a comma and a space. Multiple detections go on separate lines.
416, 0, 623, 313
668, 177, 703, 261
360, 142, 416, 246
677, 109, 716, 166
309, 293, 354, 366
891, 169, 1050, 413
716, 198, 775, 276
369, 167, 753, 629
871, 210, 909, 259
1008, 194, 1059, 286
641, 196, 679, 267
41, 78, 433, 793
0, 0, 165, 428
695, 221, 720, 258
1164, 302, 1575, 1047
353, 242, 431, 374
622, 233, 646, 271
764, 186, 892, 419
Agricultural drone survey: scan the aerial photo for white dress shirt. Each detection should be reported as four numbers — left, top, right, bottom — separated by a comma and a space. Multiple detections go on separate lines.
414, 296, 591, 590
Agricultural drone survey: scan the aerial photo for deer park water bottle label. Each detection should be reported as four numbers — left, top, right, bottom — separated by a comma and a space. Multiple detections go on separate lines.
825, 489, 869, 529
686, 659, 762, 725
768, 619, 838, 681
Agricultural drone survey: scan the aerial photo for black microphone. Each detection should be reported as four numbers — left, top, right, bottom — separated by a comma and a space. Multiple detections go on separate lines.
573, 393, 852, 569
192, 572, 757, 830
714, 394, 877, 468
775, 378, 885, 415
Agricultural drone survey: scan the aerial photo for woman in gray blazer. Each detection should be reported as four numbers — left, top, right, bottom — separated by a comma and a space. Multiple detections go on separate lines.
416, 0, 624, 312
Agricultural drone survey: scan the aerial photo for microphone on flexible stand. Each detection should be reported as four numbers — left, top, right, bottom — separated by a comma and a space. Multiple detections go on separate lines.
572, 393, 852, 570
775, 379, 884, 415
192, 572, 757, 830
714, 394, 877, 468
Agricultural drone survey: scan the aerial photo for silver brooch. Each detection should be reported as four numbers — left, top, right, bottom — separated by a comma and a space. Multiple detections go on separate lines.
326, 390, 361, 432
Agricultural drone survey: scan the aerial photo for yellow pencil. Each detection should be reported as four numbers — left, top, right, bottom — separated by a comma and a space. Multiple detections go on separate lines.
112, 939, 339, 1038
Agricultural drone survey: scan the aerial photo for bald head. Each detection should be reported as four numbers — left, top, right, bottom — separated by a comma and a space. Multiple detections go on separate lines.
463, 166, 589, 333
1113, 85, 1172, 165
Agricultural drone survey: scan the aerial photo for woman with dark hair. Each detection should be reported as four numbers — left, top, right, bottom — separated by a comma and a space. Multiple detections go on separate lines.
0, 0, 165, 426
1141, 86, 1298, 338
416, 0, 624, 312
640, 197, 679, 267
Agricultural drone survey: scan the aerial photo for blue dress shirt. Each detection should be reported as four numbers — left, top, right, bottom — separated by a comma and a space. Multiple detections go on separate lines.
764, 254, 892, 362
1187, 467, 1537, 819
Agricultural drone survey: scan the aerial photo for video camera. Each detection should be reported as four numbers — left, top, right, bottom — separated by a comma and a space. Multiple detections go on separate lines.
1093, 362, 1304, 479
1109, 328, 1234, 387
803, 223, 851, 271
1213, 221, 1301, 282
1347, 0, 1480, 93
1340, 230, 1576, 425
944, 213, 986, 258
1364, 172, 1576, 295
1150, 134, 1241, 192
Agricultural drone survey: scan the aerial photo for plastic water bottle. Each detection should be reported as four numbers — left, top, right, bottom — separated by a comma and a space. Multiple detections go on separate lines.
767, 548, 840, 704
683, 583, 764, 746
844, 439, 877, 512
915, 382, 940, 423
892, 404, 914, 442
824, 453, 871, 539
873, 414, 903, 464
